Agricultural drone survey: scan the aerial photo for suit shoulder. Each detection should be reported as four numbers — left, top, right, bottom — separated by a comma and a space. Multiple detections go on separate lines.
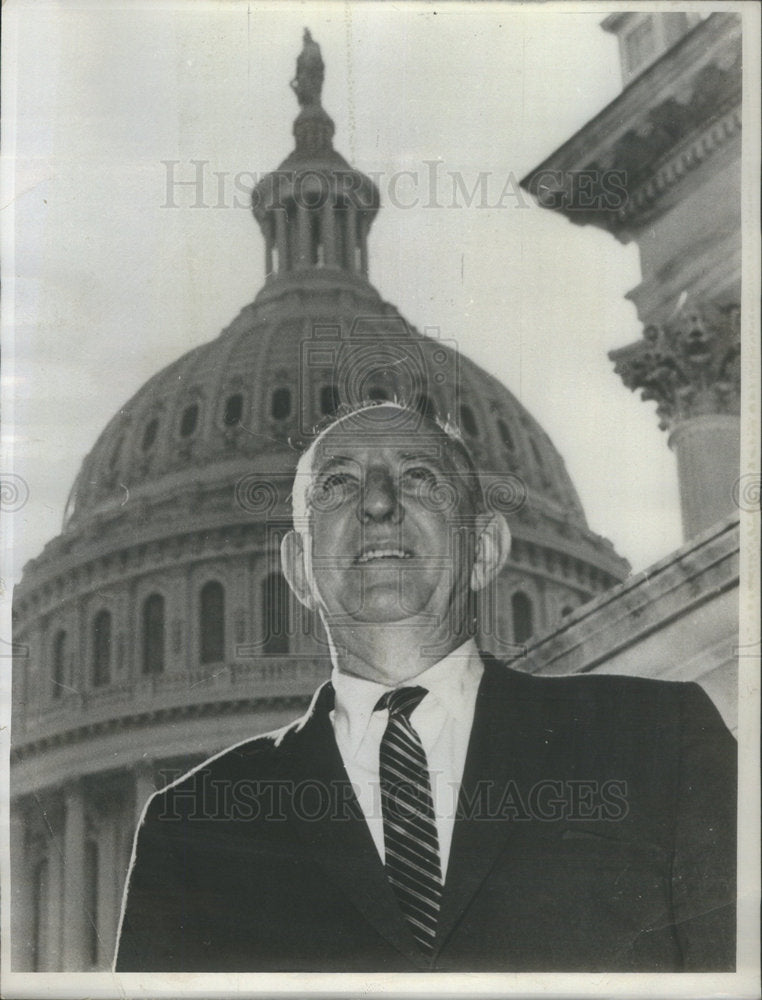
140, 709, 311, 824
485, 654, 701, 716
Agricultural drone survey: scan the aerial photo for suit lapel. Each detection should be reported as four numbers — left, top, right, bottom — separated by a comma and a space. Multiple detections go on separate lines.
280, 682, 427, 968
434, 658, 538, 956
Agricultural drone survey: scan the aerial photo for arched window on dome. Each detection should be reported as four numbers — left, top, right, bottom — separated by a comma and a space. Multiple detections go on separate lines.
262, 572, 290, 654
179, 403, 199, 438
52, 628, 67, 700
367, 386, 389, 402
224, 392, 244, 427
91, 610, 112, 687
271, 387, 291, 420
84, 840, 99, 967
199, 581, 225, 665
511, 591, 534, 645
460, 404, 478, 437
141, 418, 159, 452
320, 383, 339, 416
32, 858, 49, 971
141, 593, 165, 675
497, 418, 515, 451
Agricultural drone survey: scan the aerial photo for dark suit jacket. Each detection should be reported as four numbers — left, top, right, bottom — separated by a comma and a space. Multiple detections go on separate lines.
115, 657, 736, 972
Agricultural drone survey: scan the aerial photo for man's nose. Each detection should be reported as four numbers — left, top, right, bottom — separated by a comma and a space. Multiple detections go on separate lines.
359, 468, 402, 523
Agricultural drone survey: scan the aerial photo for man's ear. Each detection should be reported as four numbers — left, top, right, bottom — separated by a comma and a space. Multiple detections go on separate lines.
281, 530, 317, 611
470, 513, 511, 592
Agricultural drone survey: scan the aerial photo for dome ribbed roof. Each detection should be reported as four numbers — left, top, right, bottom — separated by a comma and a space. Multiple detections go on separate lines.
65, 274, 588, 532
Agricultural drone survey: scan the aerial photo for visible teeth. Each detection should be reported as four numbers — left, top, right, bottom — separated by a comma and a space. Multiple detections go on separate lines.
358, 549, 411, 563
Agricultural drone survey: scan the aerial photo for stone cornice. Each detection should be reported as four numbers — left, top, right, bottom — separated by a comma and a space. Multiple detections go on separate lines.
523, 515, 739, 676
13, 518, 269, 616
609, 298, 740, 431
10, 695, 313, 798
520, 12, 741, 237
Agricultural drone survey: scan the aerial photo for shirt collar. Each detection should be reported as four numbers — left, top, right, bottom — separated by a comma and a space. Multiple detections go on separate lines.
331, 638, 483, 759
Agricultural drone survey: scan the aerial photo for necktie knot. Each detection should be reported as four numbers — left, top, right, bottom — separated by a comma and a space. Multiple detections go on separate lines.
376, 685, 427, 720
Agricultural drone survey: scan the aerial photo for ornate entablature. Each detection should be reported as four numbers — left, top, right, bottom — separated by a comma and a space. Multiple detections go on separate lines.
519, 12, 742, 240
609, 299, 741, 431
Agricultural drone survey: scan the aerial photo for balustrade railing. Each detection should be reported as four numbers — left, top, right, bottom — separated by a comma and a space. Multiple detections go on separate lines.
14, 657, 331, 746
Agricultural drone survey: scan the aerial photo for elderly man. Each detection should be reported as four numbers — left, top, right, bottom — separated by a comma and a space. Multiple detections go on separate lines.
115, 402, 736, 972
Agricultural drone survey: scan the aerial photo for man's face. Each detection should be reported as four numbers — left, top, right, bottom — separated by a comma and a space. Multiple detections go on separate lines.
298, 412, 480, 627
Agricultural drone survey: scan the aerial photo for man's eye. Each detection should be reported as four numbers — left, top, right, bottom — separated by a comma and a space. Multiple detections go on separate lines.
311, 472, 358, 507
324, 472, 356, 488
403, 466, 438, 485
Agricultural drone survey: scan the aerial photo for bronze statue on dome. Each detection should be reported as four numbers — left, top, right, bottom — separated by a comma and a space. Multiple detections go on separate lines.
291, 28, 324, 107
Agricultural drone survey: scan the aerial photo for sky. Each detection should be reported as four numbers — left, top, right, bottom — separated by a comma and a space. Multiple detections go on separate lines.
4, 0, 690, 584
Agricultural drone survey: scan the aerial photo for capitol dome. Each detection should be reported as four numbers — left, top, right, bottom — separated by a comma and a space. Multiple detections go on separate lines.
11, 31, 628, 973
65, 277, 590, 531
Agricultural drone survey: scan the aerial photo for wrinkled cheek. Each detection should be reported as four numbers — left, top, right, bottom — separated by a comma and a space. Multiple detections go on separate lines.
310, 563, 362, 616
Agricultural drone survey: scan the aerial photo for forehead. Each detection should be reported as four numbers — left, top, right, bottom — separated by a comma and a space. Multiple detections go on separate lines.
308, 418, 458, 474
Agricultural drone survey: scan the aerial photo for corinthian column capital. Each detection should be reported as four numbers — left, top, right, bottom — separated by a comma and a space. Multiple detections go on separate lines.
610, 298, 740, 431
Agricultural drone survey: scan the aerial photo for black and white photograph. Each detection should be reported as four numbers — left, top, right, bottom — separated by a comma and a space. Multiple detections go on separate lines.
1, 1, 759, 996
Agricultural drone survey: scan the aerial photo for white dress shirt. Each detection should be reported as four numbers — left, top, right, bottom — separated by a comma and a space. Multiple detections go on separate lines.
330, 638, 483, 879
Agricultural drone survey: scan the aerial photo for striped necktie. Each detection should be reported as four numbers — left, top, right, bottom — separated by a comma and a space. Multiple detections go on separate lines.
376, 686, 442, 954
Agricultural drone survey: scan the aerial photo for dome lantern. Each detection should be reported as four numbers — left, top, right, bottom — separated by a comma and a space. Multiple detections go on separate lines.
252, 31, 380, 284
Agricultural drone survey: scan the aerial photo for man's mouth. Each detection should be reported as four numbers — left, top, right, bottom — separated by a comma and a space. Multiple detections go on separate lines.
356, 548, 413, 564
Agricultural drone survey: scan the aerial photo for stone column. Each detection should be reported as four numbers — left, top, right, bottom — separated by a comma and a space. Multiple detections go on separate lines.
359, 213, 369, 276
134, 762, 156, 830
96, 817, 119, 968
296, 204, 311, 268
669, 414, 740, 538
345, 204, 357, 273
264, 215, 274, 280
274, 209, 288, 274
62, 782, 87, 970
322, 199, 336, 266
610, 299, 741, 540
46, 832, 64, 970
10, 803, 32, 970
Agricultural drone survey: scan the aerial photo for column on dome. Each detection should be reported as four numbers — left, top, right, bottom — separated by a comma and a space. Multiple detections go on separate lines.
10, 802, 32, 970
610, 299, 741, 539
322, 196, 336, 265
62, 782, 88, 970
345, 203, 357, 273
77, 601, 87, 692
359, 212, 369, 276
274, 209, 288, 275
296, 203, 311, 268
126, 577, 137, 684
264, 214, 274, 280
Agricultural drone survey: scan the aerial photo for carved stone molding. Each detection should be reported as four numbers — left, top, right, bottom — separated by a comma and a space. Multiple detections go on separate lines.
610, 299, 740, 430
